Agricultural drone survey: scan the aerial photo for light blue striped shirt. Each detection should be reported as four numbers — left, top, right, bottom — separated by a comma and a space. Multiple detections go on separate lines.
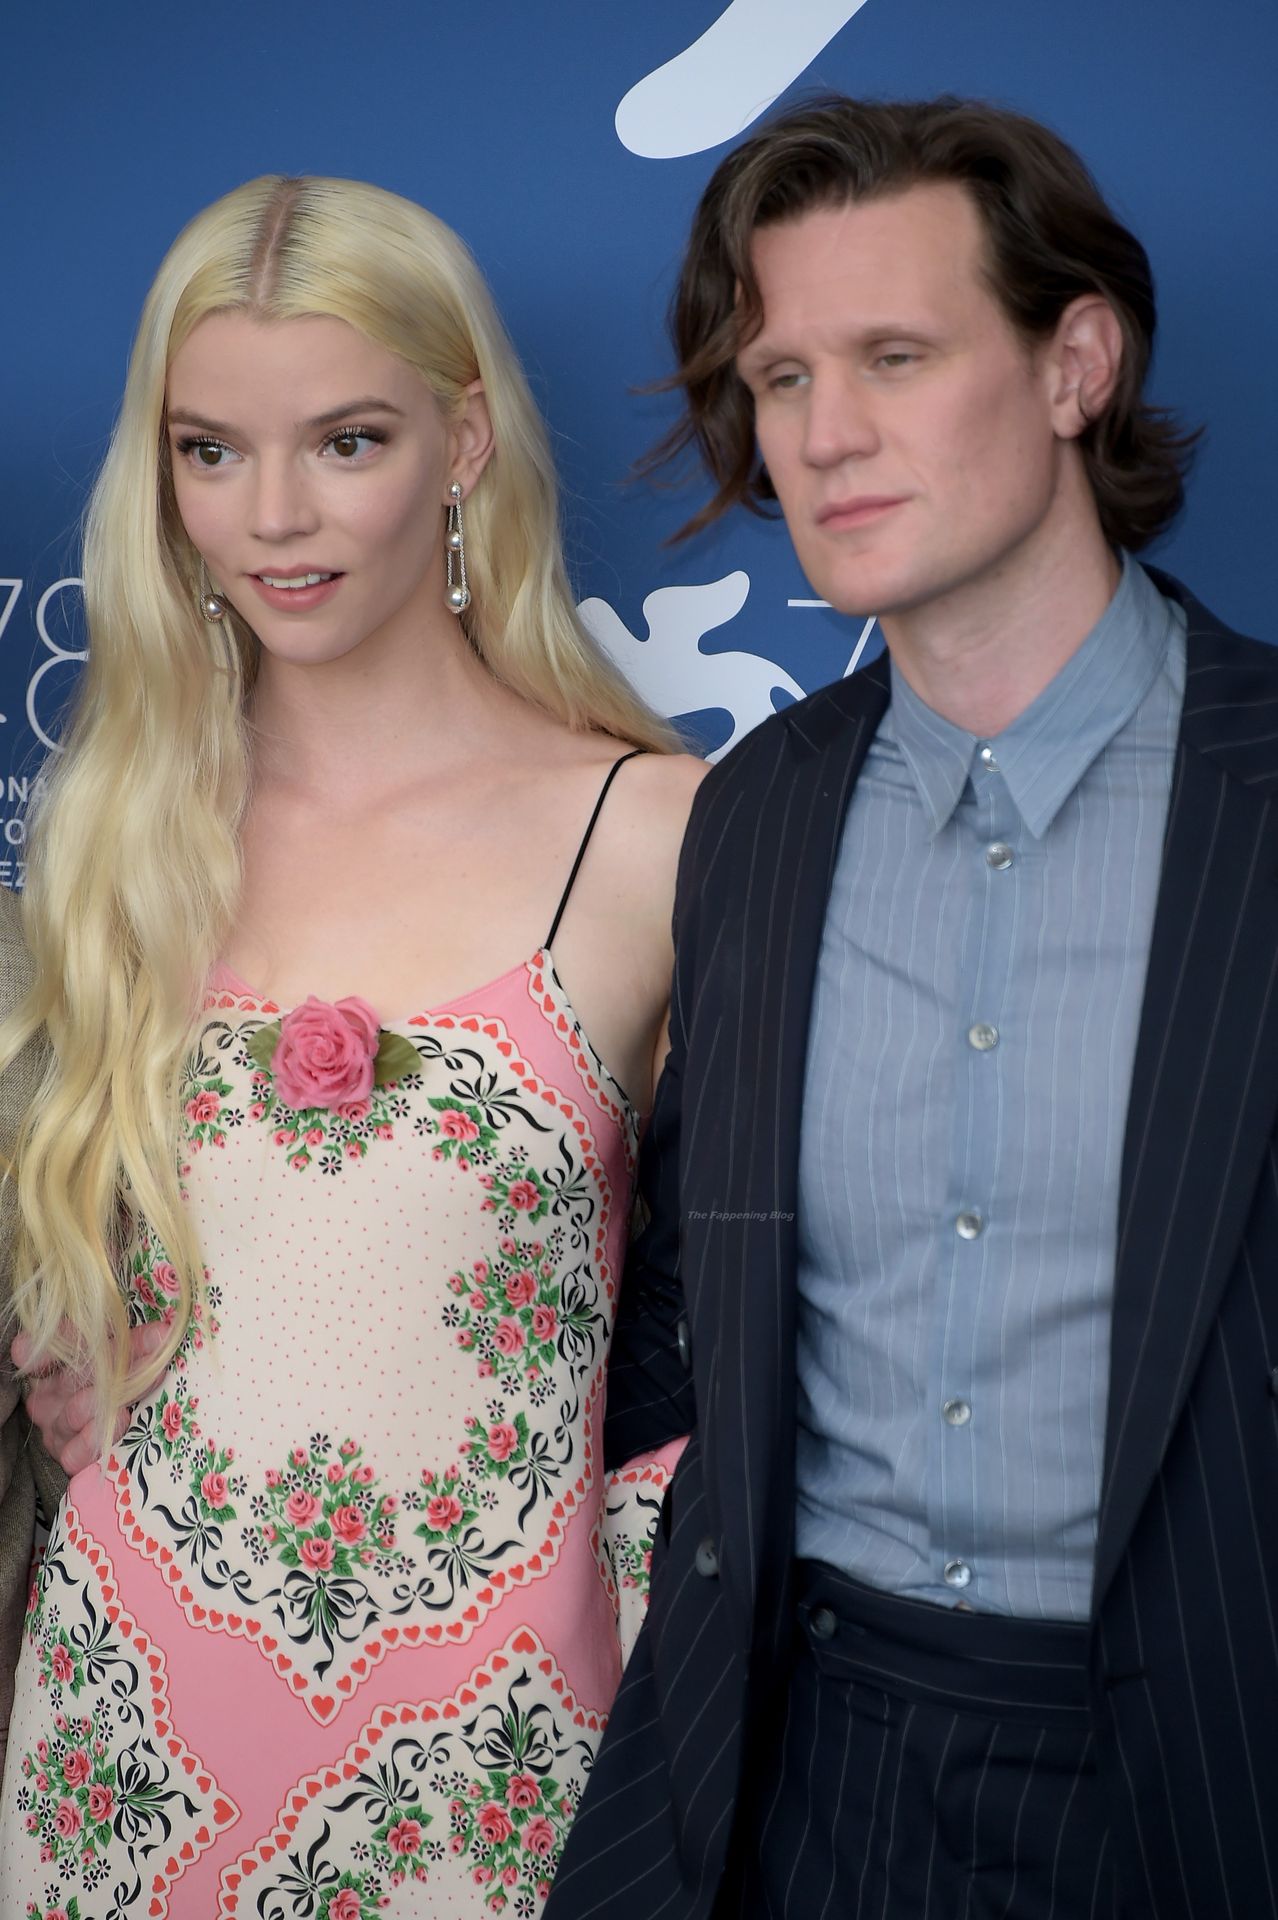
794, 556, 1187, 1619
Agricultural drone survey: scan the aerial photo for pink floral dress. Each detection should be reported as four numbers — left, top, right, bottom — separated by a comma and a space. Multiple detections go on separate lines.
0, 952, 678, 1920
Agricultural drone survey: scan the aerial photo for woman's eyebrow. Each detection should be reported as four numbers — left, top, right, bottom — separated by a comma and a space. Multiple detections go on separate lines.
165, 396, 406, 435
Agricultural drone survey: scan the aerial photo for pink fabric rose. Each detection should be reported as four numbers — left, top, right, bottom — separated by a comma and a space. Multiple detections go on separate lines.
271, 995, 380, 1111
387, 1817, 422, 1855
439, 1108, 480, 1143
161, 1400, 184, 1441
328, 1892, 362, 1920
61, 1749, 91, 1788
284, 1489, 320, 1527
478, 1803, 513, 1846
50, 1646, 73, 1685
153, 1261, 179, 1295
201, 1471, 229, 1508
506, 1774, 539, 1809
300, 1534, 334, 1571
185, 1090, 221, 1125
532, 1304, 557, 1341
523, 1816, 555, 1857
426, 1493, 464, 1532
507, 1179, 540, 1212
488, 1423, 519, 1462
331, 1504, 366, 1544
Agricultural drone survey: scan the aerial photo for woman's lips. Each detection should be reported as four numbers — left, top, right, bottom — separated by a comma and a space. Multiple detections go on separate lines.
247, 571, 345, 613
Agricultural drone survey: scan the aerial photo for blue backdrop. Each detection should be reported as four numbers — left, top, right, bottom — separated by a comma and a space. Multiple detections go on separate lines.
3, 0, 1276, 885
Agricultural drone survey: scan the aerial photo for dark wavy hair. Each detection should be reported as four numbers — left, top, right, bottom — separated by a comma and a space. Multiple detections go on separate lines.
649, 95, 1199, 549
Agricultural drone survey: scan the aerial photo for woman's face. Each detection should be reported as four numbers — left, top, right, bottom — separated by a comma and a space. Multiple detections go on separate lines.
166, 309, 488, 667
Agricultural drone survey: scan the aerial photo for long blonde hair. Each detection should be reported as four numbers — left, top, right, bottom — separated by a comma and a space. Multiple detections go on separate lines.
2, 175, 676, 1437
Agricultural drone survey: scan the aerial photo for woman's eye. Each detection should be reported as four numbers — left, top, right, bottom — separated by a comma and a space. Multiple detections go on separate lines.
321, 428, 385, 459
769, 370, 809, 392
177, 437, 238, 469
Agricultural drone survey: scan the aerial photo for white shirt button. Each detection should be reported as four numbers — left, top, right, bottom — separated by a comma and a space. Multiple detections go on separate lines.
978, 744, 1000, 771
942, 1398, 972, 1426
985, 842, 1014, 870
967, 1023, 999, 1052
944, 1559, 973, 1590
955, 1210, 984, 1241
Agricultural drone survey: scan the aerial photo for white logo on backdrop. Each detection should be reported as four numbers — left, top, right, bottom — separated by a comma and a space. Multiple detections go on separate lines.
616, 0, 872, 159
24, 578, 87, 753
580, 571, 806, 759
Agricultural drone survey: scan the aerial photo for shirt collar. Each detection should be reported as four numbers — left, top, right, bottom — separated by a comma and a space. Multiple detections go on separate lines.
884, 554, 1180, 838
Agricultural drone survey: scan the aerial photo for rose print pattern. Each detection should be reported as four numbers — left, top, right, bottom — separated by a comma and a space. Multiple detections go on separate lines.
2, 956, 670, 1916
107, 1017, 617, 1718
183, 1073, 237, 1151
2, 1505, 237, 1916
594, 1461, 677, 1665
217, 1632, 596, 1919
443, 1227, 582, 1383
120, 1217, 221, 1374
254, 1438, 398, 1576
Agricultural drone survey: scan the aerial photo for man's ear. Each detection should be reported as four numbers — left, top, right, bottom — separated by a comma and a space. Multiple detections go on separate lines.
1047, 295, 1124, 442
444, 378, 495, 498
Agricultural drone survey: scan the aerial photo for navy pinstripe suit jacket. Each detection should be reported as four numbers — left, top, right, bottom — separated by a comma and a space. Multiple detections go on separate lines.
548, 571, 1278, 1920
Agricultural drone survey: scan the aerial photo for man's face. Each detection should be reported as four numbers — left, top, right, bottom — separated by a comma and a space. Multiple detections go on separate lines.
736, 184, 1075, 622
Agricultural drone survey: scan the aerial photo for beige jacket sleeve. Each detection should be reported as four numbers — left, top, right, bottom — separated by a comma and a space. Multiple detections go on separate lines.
0, 886, 68, 1765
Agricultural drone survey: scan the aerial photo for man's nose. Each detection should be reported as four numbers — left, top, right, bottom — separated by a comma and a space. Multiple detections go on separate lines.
802, 367, 880, 467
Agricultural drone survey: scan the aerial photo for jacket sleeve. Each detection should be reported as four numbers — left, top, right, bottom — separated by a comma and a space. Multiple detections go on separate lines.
602, 796, 706, 1472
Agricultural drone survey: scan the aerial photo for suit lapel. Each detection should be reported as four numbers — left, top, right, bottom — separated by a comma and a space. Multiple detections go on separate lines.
703, 660, 889, 1641
1096, 587, 1278, 1605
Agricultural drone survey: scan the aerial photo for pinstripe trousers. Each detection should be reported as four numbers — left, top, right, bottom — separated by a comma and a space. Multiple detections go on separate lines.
716, 1563, 1117, 1920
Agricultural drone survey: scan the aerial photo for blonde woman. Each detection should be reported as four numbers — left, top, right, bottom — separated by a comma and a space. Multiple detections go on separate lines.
0, 176, 701, 1916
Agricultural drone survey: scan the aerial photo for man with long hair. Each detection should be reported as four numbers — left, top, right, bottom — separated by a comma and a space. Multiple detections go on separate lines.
549, 97, 1278, 1918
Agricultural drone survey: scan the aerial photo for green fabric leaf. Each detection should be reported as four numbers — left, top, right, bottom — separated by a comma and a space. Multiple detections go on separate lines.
247, 1021, 282, 1074
374, 1032, 422, 1086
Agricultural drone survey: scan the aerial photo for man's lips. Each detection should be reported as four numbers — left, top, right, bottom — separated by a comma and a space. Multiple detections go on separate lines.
816, 496, 908, 528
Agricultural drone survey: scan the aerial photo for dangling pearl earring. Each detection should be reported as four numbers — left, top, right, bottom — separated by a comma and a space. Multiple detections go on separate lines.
445, 481, 470, 614
199, 563, 227, 621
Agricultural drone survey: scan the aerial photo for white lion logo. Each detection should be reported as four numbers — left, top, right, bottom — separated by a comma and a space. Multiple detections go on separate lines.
580, 571, 807, 760
616, 0, 873, 159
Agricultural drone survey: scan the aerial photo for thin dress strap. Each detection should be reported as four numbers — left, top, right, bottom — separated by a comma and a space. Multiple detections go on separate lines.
544, 748, 647, 950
